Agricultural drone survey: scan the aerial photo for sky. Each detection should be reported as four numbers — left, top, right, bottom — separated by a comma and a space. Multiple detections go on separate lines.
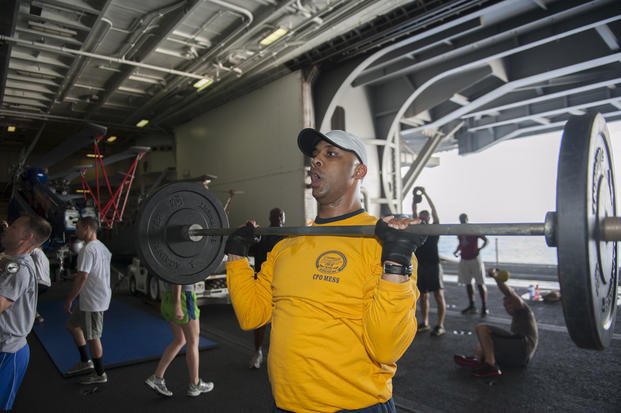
403, 120, 621, 224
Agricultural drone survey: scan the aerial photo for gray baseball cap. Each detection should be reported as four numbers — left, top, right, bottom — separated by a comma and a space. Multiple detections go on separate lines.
297, 128, 367, 165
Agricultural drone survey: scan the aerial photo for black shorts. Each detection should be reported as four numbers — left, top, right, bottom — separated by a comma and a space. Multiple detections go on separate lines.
416, 262, 444, 293
488, 325, 531, 367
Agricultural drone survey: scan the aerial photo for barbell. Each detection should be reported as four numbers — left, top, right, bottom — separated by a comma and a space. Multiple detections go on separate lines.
135, 112, 618, 350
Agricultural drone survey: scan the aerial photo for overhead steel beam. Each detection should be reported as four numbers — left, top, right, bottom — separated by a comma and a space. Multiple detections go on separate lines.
467, 95, 621, 133
401, 128, 447, 200
83, 0, 202, 119
0, 35, 207, 80
122, 0, 259, 125
397, 14, 619, 137
51, 0, 115, 111
457, 109, 621, 154
372, 0, 621, 213
463, 76, 621, 119
355, 0, 619, 87
0, 109, 168, 133
400, 54, 621, 139
0, 0, 20, 104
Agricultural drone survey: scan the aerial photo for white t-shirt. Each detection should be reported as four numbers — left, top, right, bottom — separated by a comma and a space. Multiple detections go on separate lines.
77, 239, 112, 312
31, 248, 51, 287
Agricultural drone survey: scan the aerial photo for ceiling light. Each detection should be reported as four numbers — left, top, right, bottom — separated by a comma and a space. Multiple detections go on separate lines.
128, 74, 162, 84
193, 78, 213, 92
75, 189, 89, 194
259, 28, 288, 46
136, 119, 149, 128
7, 125, 16, 132
106, 135, 117, 143
86, 153, 103, 158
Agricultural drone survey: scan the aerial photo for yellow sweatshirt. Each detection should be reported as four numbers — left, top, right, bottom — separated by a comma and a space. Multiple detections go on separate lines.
226, 210, 418, 412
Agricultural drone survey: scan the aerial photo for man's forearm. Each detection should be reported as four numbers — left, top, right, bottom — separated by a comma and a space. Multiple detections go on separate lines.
67, 273, 87, 302
426, 195, 439, 223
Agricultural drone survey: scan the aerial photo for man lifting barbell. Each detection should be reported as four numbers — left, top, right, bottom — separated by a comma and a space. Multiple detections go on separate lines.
454, 268, 538, 378
135, 112, 619, 353
225, 128, 425, 413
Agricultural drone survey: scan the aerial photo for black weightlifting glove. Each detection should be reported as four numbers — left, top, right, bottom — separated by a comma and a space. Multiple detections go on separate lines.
374, 218, 427, 266
224, 222, 260, 257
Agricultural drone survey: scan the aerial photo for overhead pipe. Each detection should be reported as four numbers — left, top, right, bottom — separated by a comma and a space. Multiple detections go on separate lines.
114, 0, 187, 59
0, 35, 207, 80
154, 0, 357, 123
54, 16, 114, 105
336, 0, 488, 62
254, 0, 397, 73
0, 109, 169, 133
84, 0, 204, 119
153, 0, 254, 73
156, 0, 254, 52
0, 0, 20, 104
206, 0, 253, 23
156, 0, 388, 124
123, 0, 262, 123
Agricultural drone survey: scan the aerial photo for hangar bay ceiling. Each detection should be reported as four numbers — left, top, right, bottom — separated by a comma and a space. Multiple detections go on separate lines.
0, 0, 418, 152
0, 0, 619, 205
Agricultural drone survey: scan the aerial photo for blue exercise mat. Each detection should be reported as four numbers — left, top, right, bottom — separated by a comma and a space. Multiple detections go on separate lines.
32, 299, 217, 376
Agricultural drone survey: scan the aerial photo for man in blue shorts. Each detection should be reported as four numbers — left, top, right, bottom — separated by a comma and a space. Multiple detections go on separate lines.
0, 215, 52, 410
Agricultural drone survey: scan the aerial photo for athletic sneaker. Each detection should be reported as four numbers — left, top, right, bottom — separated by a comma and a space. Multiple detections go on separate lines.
461, 304, 477, 314
453, 354, 483, 368
66, 360, 94, 375
472, 363, 502, 378
430, 326, 446, 336
417, 322, 431, 333
187, 379, 214, 397
80, 371, 108, 384
145, 375, 173, 397
481, 306, 490, 317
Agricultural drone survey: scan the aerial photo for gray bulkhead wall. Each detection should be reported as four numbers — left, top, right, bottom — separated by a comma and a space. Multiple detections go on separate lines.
316, 73, 381, 217
174, 71, 307, 227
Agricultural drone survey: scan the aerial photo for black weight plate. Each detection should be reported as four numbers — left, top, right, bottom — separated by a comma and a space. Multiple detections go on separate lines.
557, 113, 618, 350
136, 181, 229, 285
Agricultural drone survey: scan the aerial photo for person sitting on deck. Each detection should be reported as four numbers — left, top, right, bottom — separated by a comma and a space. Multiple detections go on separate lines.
453, 268, 538, 378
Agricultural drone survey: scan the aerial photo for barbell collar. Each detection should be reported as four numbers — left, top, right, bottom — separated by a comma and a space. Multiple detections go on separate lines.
601, 217, 621, 242
544, 211, 557, 247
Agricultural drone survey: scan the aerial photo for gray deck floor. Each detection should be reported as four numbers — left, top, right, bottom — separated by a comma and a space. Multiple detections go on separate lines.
14, 266, 621, 412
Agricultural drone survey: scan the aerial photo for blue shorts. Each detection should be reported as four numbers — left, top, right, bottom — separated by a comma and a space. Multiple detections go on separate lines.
0, 344, 30, 411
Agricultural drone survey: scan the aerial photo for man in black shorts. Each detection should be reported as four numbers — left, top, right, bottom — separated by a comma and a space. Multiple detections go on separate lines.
412, 187, 446, 336
454, 268, 538, 377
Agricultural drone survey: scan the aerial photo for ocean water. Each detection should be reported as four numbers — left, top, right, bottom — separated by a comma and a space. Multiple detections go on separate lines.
438, 235, 558, 265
